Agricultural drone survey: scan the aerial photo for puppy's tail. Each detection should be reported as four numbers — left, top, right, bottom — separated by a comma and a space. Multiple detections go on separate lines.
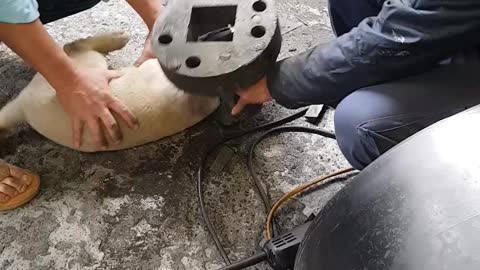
0, 96, 25, 132
63, 31, 130, 55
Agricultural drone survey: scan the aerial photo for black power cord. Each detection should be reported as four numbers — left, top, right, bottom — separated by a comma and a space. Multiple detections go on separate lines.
247, 126, 336, 237
247, 125, 337, 202
217, 252, 268, 270
197, 109, 308, 264
197, 108, 336, 268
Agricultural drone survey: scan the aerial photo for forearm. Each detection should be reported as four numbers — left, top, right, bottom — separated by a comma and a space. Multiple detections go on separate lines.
0, 19, 78, 93
267, 35, 449, 108
267, 0, 480, 109
126, 0, 162, 31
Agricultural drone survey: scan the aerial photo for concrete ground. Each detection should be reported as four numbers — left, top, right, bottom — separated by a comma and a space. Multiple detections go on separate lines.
0, 1, 351, 269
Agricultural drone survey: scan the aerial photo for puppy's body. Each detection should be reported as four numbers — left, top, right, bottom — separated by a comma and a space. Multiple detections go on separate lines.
0, 32, 219, 152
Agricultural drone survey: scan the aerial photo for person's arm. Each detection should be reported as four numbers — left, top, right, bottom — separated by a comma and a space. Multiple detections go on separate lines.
266, 0, 480, 109
0, 20, 81, 95
126, 0, 163, 66
0, 2, 138, 150
126, 0, 162, 31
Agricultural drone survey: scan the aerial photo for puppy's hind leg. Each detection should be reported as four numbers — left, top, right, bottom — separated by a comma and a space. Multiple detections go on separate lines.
63, 31, 130, 55
0, 96, 25, 137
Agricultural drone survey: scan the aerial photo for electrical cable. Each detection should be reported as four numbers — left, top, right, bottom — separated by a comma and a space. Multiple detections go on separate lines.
265, 168, 354, 240
197, 108, 344, 268
216, 252, 268, 270
197, 109, 308, 264
247, 126, 336, 237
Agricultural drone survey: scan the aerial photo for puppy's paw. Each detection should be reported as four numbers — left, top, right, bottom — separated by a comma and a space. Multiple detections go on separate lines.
106, 31, 130, 49
64, 31, 131, 55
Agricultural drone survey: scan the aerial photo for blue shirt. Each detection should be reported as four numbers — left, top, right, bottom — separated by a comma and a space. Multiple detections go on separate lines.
0, 0, 39, 24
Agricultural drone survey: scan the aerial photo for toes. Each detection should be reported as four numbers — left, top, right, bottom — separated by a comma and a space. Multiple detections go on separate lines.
19, 184, 27, 193
1, 177, 26, 193
0, 183, 18, 198
20, 174, 32, 186
7, 165, 31, 185
0, 193, 10, 203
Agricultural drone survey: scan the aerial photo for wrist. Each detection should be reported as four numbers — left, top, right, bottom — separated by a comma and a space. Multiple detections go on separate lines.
127, 0, 162, 31
145, 8, 162, 31
145, 11, 160, 32
259, 76, 272, 101
49, 60, 82, 95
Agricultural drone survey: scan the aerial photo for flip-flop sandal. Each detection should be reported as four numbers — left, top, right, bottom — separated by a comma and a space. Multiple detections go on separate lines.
0, 160, 40, 211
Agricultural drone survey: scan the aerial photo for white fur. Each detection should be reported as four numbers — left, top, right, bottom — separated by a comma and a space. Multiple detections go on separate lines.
0, 32, 219, 152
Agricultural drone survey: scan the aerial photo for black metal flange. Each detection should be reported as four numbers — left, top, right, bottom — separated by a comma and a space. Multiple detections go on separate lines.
151, 0, 282, 97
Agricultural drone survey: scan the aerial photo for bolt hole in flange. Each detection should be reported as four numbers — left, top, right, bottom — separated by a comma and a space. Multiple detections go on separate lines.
253, 0, 267, 12
159, 34, 173, 44
186, 56, 201, 68
251, 26, 266, 38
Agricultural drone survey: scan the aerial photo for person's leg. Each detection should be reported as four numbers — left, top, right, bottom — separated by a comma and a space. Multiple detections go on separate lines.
37, 0, 101, 24
328, 0, 384, 36
334, 62, 480, 170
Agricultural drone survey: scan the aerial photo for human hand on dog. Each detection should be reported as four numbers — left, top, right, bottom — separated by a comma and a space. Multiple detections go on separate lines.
0, 19, 139, 150
127, 0, 162, 67
232, 76, 273, 116
56, 67, 139, 150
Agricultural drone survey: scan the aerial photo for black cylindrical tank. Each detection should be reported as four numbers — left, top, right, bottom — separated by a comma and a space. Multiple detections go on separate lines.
296, 106, 480, 270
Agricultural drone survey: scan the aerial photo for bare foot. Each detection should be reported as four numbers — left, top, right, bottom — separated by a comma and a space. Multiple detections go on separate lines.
0, 161, 34, 203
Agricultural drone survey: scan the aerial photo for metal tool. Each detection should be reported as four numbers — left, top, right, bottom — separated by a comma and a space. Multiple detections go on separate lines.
151, 0, 282, 125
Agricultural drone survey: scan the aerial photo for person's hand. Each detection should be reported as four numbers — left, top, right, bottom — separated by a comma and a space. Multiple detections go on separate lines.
0, 19, 137, 150
134, 32, 156, 67
232, 77, 273, 115
126, 0, 162, 66
56, 66, 139, 150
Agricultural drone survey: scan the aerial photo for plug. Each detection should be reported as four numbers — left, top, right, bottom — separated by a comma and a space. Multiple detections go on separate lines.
215, 221, 312, 270
305, 105, 325, 125
263, 221, 312, 270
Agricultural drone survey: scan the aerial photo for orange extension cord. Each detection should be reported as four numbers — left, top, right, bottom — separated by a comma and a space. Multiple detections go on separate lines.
266, 168, 356, 240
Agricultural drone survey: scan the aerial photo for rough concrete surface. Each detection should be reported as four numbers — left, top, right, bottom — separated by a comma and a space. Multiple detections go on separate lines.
0, 1, 351, 269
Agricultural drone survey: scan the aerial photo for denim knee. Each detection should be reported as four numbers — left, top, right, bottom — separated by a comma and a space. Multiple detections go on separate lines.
334, 89, 442, 170
334, 90, 393, 170
334, 99, 378, 170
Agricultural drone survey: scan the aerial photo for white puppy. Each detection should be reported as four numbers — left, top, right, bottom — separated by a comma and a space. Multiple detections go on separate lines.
0, 32, 219, 152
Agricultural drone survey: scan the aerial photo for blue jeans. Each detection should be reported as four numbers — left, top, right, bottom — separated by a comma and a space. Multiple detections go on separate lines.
330, 0, 480, 169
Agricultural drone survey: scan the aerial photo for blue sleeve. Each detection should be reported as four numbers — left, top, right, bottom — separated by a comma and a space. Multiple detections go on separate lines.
0, 0, 39, 24
267, 0, 480, 109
